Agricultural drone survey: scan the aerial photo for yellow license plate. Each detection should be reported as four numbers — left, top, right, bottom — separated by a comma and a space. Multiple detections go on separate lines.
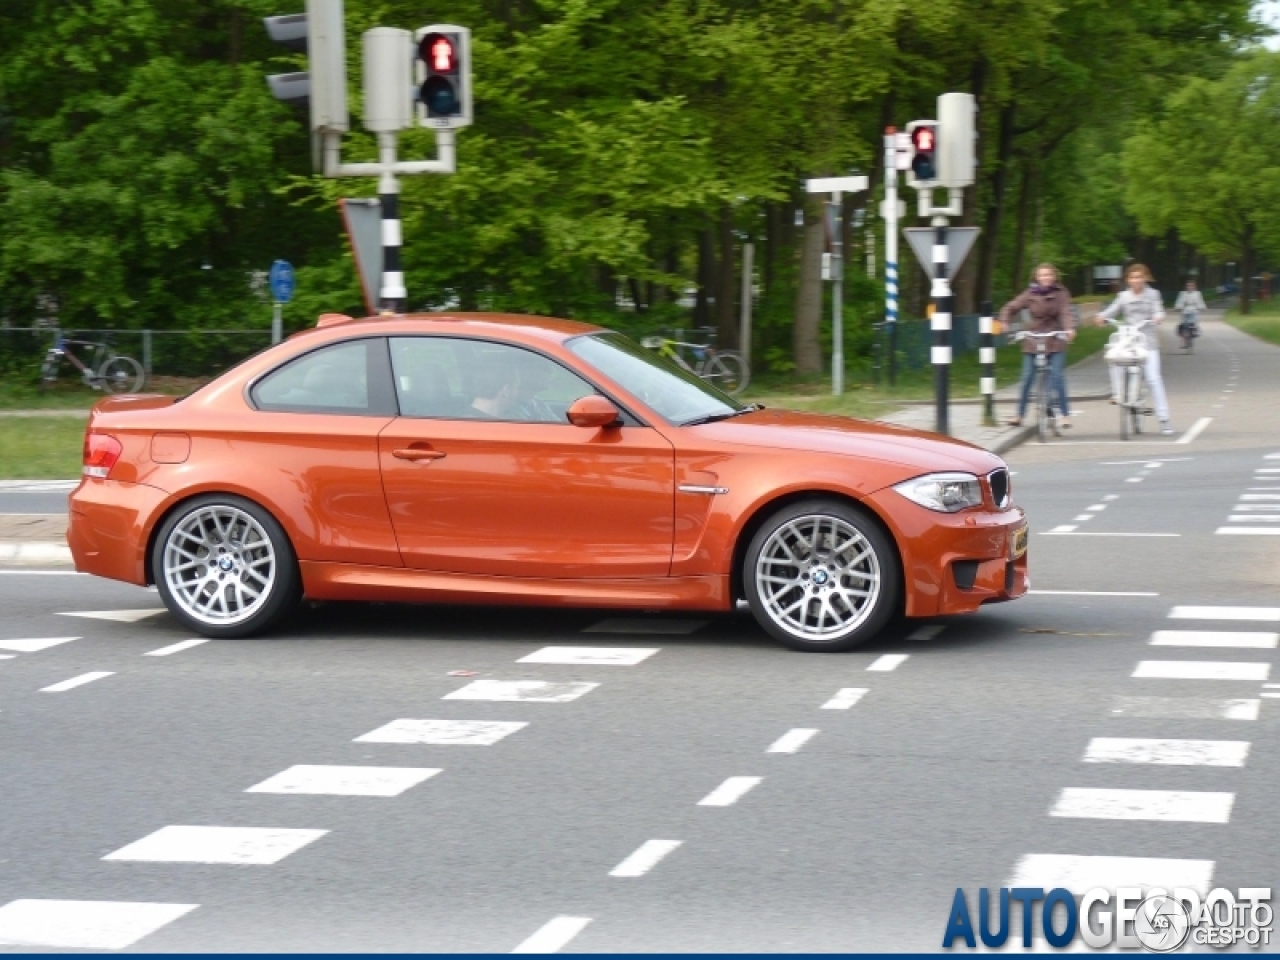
1011, 526, 1028, 559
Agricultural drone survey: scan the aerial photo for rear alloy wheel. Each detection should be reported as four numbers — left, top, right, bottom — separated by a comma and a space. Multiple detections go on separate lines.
744, 500, 900, 652
153, 494, 300, 638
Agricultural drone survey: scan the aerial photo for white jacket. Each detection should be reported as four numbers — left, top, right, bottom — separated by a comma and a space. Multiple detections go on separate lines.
1175, 290, 1206, 314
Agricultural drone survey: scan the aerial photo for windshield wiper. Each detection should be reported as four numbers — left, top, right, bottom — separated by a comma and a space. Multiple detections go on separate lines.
680, 404, 760, 426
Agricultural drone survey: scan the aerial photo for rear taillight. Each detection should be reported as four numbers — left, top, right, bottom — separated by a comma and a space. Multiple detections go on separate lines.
83, 433, 123, 479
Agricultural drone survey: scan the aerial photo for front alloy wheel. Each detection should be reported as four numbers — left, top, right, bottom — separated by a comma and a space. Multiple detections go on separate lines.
153, 495, 300, 638
744, 500, 900, 652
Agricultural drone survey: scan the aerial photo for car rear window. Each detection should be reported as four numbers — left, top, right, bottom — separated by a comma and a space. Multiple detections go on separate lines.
251, 339, 395, 415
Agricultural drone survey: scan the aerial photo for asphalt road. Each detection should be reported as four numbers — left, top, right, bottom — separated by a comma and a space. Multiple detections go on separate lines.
0, 316, 1276, 952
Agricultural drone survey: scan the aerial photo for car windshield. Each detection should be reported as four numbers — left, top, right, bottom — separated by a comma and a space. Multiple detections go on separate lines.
568, 332, 745, 425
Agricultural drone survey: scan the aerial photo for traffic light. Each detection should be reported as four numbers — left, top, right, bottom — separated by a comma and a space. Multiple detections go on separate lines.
263, 0, 349, 141
415, 25, 472, 129
907, 120, 938, 185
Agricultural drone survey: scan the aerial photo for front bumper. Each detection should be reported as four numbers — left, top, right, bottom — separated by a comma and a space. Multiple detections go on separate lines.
863, 488, 1029, 618
68, 478, 171, 585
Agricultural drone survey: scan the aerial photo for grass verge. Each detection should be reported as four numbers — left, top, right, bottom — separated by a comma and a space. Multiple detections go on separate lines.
0, 418, 86, 479
1224, 299, 1280, 346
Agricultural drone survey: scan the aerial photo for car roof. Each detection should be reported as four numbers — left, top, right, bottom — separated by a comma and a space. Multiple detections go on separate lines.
295, 311, 606, 344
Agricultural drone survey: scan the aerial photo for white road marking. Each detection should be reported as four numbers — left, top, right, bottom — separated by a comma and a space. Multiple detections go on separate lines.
1109, 696, 1259, 720
1255, 468, 1280, 474
1049, 524, 1078, 532
1263, 693, 1280, 699
1133, 660, 1270, 681
1177, 417, 1213, 444
1265, 454, 1280, 460
245, 765, 441, 796
0, 899, 198, 950
57, 609, 165, 623
1041, 532, 1180, 537
1144, 462, 1163, 469
1227, 516, 1280, 522
1050, 788, 1234, 823
1217, 527, 1280, 535
608, 839, 682, 878
1264, 683, 1280, 688
583, 618, 706, 634
103, 826, 327, 864
517, 646, 658, 666
0, 570, 85, 576
1125, 477, 1144, 483
1030, 590, 1158, 597
908, 625, 945, 641
1082, 737, 1249, 766
1169, 606, 1280, 621
1238, 494, 1280, 500
1072, 514, 1093, 522
0, 636, 78, 653
1150, 630, 1277, 648
512, 916, 592, 953
697, 776, 763, 806
0, 654, 12, 659
1086, 504, 1107, 511
867, 654, 909, 671
1009, 855, 1213, 895
767, 729, 819, 754
144, 638, 209, 657
40, 671, 113, 692
444, 680, 599, 703
354, 719, 527, 745
1103, 494, 1119, 501
820, 687, 868, 709
1100, 458, 1192, 466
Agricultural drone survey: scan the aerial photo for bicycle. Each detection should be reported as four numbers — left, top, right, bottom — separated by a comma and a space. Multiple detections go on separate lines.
1177, 313, 1200, 351
1103, 318, 1152, 440
1013, 330, 1069, 442
40, 333, 146, 394
640, 333, 750, 396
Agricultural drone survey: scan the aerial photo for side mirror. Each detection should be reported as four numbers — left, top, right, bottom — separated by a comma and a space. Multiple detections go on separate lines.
567, 395, 621, 428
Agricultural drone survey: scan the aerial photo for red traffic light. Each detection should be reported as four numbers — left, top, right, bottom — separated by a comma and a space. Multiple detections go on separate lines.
911, 126, 935, 152
420, 33, 458, 75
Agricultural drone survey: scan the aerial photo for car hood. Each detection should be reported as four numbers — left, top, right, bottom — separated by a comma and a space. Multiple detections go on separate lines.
686, 408, 1005, 478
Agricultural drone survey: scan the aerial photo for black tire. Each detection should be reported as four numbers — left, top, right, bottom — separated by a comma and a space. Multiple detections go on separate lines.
98, 354, 146, 393
152, 494, 301, 638
743, 499, 901, 652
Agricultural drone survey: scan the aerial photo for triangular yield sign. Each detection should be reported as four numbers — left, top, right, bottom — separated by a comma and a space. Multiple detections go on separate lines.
903, 226, 980, 276
58, 609, 166, 623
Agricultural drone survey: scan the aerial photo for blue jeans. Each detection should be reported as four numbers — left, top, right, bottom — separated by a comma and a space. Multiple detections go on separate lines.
1018, 351, 1068, 418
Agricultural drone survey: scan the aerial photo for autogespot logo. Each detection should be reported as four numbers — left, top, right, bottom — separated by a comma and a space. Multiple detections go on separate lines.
943, 886, 1273, 951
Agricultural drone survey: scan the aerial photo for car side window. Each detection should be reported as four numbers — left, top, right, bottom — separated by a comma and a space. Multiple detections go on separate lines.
389, 337, 596, 423
251, 339, 395, 415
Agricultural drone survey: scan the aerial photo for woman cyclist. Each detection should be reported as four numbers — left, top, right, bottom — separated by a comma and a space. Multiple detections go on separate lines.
999, 263, 1075, 428
1174, 280, 1206, 349
1095, 263, 1173, 435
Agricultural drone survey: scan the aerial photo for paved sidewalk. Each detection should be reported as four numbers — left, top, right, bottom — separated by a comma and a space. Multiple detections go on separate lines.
878, 348, 1115, 454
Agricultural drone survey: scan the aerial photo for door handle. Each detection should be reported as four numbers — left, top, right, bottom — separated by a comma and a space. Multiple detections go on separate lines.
392, 447, 447, 462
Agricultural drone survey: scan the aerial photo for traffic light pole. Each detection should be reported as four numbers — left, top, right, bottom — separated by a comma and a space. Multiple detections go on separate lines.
931, 220, 951, 436
883, 128, 899, 387
377, 133, 405, 313
979, 300, 996, 426
831, 192, 844, 396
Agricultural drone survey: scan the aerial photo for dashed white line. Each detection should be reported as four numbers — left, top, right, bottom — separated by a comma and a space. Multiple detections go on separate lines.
512, 916, 592, 954
697, 776, 763, 807
0, 899, 199, 950
1108, 696, 1259, 720
354, 719, 527, 746
1217, 527, 1280, 535
1133, 660, 1270, 681
1169, 606, 1280, 621
245, 765, 441, 796
867, 654, 909, 671
1030, 590, 1158, 597
103, 826, 327, 864
1085, 504, 1107, 512
767, 729, 819, 754
608, 839, 682, 878
517, 646, 659, 666
40, 671, 113, 692
1082, 737, 1249, 767
1049, 524, 1078, 533
1103, 494, 1120, 501
820, 687, 868, 709
1050, 788, 1234, 823
444, 680, 599, 703
1150, 630, 1277, 649
0, 637, 78, 653
144, 638, 209, 657
56, 609, 165, 623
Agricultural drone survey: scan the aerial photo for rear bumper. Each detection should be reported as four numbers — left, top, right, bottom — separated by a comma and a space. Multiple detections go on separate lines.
68, 478, 170, 585
863, 489, 1029, 618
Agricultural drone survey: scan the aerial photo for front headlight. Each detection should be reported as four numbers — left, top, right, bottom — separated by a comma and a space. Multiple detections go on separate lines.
893, 472, 984, 513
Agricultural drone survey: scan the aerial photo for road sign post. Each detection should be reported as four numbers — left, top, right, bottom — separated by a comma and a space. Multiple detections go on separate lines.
805, 175, 868, 396
268, 260, 296, 343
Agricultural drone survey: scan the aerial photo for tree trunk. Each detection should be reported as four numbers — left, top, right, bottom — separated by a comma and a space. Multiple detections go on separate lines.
694, 229, 715, 328
764, 202, 780, 295
793, 199, 826, 375
977, 101, 1016, 304
715, 206, 738, 348
1010, 162, 1033, 291
628, 277, 646, 314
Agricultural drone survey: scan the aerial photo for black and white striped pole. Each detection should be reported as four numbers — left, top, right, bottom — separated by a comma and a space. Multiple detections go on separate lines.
377, 135, 406, 313
979, 299, 996, 425
931, 225, 951, 435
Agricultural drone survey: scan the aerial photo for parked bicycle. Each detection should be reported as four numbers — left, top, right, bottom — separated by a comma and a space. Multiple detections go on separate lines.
40, 334, 146, 394
640, 333, 750, 396
1103, 318, 1153, 440
1013, 330, 1069, 442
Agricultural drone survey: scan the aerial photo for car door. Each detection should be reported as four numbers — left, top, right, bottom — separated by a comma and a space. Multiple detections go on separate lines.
377, 336, 675, 578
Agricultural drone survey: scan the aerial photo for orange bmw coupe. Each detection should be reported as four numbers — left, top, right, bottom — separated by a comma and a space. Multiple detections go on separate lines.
68, 313, 1028, 652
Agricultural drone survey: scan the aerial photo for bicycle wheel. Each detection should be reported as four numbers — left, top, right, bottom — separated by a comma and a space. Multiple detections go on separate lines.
702, 351, 750, 396
38, 353, 59, 391
98, 355, 145, 394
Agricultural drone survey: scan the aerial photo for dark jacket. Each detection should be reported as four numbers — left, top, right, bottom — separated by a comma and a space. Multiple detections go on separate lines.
999, 284, 1075, 354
